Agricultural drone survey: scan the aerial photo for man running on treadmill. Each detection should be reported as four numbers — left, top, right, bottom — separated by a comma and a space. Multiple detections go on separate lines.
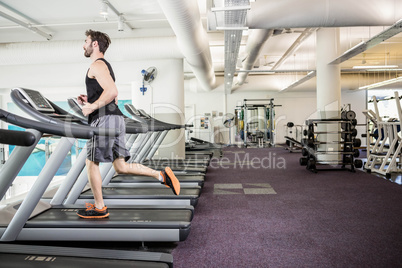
76, 29, 180, 219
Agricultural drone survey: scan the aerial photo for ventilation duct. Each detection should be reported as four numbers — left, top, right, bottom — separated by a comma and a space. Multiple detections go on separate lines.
157, 0, 216, 91
236, 29, 274, 85
247, 0, 402, 29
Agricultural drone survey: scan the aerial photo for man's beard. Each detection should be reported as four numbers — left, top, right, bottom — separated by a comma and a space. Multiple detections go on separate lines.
84, 45, 93, 58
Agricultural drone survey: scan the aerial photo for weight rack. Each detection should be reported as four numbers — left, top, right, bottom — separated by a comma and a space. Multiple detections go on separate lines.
299, 111, 362, 173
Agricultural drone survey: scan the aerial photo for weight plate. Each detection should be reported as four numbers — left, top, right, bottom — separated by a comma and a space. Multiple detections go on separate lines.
353, 138, 361, 148
346, 110, 356, 120
354, 159, 363, 168
341, 111, 347, 119
299, 157, 308, 166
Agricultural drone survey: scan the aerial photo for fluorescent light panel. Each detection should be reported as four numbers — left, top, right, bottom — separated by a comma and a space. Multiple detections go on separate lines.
353, 65, 399, 69
359, 76, 402, 90
281, 71, 316, 91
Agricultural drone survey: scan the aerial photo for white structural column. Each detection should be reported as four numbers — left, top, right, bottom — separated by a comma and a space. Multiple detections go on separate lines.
131, 59, 185, 159
316, 28, 341, 162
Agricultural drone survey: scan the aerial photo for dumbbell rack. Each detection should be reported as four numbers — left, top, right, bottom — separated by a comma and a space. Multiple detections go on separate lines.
299, 114, 362, 173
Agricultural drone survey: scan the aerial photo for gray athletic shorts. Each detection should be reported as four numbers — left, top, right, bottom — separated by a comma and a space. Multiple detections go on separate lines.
87, 115, 130, 163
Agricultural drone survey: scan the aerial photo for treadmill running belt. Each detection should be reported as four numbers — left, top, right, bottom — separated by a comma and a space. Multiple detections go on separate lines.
26, 208, 192, 228
112, 175, 205, 182
80, 188, 200, 199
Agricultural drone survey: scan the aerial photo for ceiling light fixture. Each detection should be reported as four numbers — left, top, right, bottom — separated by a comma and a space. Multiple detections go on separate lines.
367, 68, 402, 72
358, 76, 402, 90
281, 71, 316, 91
353, 65, 399, 69
100, 0, 108, 18
118, 15, 124, 31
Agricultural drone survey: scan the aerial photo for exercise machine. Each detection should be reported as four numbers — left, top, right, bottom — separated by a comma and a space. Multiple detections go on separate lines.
1, 89, 193, 242
364, 91, 402, 178
0, 127, 173, 267
241, 99, 281, 147
11, 88, 201, 207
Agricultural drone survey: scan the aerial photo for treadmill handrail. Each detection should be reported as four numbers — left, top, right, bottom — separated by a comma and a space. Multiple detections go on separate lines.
0, 109, 95, 139
124, 103, 170, 131
125, 104, 184, 129
0, 129, 36, 146
66, 96, 149, 134
138, 108, 184, 129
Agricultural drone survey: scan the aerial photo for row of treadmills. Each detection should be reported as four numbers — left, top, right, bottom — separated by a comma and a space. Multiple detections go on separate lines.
0, 87, 222, 267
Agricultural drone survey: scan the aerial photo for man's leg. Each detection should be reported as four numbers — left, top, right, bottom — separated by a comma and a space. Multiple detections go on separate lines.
113, 158, 159, 179
113, 158, 180, 195
76, 159, 109, 218
86, 159, 104, 209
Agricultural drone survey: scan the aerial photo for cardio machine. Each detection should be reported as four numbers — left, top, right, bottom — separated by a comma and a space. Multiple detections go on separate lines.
0, 128, 173, 267
11, 87, 201, 207
0, 101, 192, 243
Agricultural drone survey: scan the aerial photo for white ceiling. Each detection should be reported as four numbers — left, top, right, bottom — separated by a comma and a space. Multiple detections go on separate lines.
0, 0, 402, 92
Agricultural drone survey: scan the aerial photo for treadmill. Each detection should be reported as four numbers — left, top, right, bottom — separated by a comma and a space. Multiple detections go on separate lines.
130, 108, 209, 173
0, 107, 192, 242
124, 104, 210, 165
0, 128, 173, 267
108, 103, 207, 188
11, 88, 201, 207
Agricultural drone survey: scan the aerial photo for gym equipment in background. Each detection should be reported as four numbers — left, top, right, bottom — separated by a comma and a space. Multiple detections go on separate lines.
284, 122, 304, 153
299, 108, 362, 173
241, 98, 281, 148
364, 91, 402, 178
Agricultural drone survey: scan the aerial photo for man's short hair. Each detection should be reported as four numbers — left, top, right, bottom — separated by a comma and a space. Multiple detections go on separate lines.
85, 29, 111, 54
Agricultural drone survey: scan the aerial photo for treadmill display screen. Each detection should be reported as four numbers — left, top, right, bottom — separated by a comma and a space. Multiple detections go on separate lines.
15, 88, 55, 113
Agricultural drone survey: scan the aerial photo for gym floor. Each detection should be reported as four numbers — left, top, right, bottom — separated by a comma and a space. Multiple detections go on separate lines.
17, 145, 402, 267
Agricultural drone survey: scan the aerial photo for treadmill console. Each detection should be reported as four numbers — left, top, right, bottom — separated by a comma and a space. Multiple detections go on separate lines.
14, 88, 55, 113
138, 109, 151, 119
127, 105, 141, 116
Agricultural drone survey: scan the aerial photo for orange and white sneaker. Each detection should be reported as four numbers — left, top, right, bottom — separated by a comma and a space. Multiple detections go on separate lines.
160, 167, 181, 195
77, 203, 109, 219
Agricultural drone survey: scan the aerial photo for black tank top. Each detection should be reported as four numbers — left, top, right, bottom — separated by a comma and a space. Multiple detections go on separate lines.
85, 58, 123, 123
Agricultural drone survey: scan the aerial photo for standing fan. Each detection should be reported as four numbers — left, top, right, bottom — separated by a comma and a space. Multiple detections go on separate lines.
140, 67, 157, 95
223, 113, 235, 146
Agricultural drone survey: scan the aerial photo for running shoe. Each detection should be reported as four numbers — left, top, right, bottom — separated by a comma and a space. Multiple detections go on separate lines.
160, 167, 181, 195
77, 203, 109, 219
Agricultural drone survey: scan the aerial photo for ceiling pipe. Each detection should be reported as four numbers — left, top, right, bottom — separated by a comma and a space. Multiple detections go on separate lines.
271, 28, 317, 70
157, 0, 216, 91
102, 0, 134, 30
247, 0, 402, 29
0, 1, 45, 28
0, 10, 52, 40
236, 29, 274, 86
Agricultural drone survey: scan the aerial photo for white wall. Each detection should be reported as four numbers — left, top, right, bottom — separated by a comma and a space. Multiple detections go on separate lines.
341, 89, 367, 146
0, 58, 178, 110
131, 59, 185, 159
